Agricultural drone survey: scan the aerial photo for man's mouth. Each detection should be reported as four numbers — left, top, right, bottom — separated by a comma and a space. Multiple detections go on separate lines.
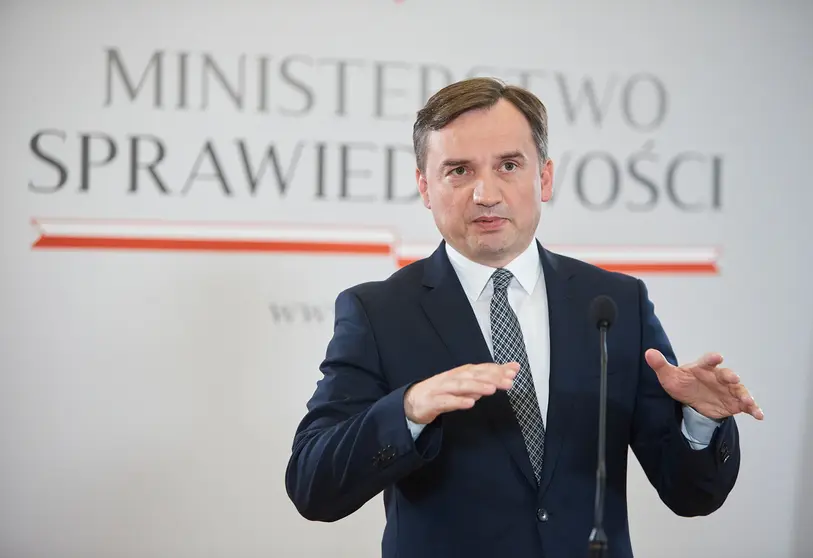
473, 216, 507, 230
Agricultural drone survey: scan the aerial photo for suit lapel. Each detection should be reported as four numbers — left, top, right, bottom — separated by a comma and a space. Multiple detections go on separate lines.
536, 243, 580, 496
420, 241, 539, 489
420, 242, 493, 367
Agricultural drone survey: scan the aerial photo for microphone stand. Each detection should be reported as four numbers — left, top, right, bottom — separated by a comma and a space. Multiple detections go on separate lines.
588, 321, 609, 557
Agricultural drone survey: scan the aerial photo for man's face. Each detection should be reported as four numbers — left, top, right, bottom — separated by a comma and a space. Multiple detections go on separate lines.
417, 99, 554, 268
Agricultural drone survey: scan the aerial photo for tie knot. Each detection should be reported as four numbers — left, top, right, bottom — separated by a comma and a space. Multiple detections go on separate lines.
491, 268, 514, 292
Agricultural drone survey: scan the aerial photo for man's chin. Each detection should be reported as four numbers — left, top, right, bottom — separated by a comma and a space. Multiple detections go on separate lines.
470, 237, 511, 256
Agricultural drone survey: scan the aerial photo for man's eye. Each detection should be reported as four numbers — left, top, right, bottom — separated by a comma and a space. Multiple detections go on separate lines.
451, 167, 466, 176
503, 161, 517, 172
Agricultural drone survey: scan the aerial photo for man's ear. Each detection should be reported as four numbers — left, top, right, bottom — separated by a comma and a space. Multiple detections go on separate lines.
416, 168, 431, 209
540, 158, 554, 203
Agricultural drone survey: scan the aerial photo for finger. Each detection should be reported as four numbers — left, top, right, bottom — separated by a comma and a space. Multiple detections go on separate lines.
745, 398, 765, 420
644, 349, 674, 373
698, 352, 724, 369
463, 362, 519, 384
434, 394, 477, 413
729, 383, 749, 402
457, 362, 517, 375
740, 395, 764, 420
444, 378, 504, 397
714, 366, 740, 385
503, 361, 521, 374
485, 363, 519, 388
475, 362, 520, 375
729, 384, 764, 420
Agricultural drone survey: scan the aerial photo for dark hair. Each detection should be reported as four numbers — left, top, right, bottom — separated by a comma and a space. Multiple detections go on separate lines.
412, 77, 549, 174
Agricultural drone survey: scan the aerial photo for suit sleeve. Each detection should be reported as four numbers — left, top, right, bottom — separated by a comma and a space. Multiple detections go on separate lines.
284, 288, 443, 522
629, 279, 741, 517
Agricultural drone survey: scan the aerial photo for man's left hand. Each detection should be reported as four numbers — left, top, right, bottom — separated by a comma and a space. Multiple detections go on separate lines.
645, 349, 764, 421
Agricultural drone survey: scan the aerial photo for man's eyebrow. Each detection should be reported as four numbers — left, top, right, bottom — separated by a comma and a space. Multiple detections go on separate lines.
439, 158, 471, 169
440, 152, 526, 167
496, 151, 526, 160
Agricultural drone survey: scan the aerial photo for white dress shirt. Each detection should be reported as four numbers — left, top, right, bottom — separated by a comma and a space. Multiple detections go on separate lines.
407, 239, 720, 450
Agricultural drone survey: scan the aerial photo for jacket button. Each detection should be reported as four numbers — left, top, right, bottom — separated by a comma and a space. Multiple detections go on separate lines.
536, 508, 548, 522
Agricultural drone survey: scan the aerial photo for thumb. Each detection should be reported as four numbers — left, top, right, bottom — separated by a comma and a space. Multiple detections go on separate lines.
645, 348, 673, 373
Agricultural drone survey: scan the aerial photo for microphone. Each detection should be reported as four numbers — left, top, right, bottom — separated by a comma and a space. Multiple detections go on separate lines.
587, 295, 617, 558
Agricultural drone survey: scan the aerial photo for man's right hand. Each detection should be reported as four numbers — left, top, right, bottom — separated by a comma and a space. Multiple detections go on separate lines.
404, 362, 519, 425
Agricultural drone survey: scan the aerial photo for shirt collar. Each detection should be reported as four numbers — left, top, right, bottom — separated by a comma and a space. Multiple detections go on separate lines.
445, 238, 542, 304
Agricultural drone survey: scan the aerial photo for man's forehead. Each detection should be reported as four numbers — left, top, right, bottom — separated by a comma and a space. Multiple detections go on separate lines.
425, 124, 533, 163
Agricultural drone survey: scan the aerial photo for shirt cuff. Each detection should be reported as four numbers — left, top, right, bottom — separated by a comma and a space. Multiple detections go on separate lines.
406, 417, 428, 440
681, 405, 723, 450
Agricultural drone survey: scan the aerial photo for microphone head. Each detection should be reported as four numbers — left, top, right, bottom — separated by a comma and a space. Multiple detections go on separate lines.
589, 295, 618, 329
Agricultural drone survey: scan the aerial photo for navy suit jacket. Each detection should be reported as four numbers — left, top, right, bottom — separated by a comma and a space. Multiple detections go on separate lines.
285, 240, 740, 558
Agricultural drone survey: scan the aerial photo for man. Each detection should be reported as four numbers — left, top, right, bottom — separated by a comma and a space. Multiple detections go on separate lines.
285, 77, 763, 558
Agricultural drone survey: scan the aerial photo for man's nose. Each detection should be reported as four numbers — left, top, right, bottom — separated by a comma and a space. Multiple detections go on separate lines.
472, 178, 502, 206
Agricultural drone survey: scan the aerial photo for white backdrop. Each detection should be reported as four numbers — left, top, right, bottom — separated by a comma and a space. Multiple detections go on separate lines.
2, 1, 812, 557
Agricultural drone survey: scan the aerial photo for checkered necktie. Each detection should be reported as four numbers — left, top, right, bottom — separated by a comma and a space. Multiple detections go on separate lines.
490, 268, 545, 483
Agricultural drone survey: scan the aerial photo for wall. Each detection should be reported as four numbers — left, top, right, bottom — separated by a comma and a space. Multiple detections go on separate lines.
1, 1, 812, 556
